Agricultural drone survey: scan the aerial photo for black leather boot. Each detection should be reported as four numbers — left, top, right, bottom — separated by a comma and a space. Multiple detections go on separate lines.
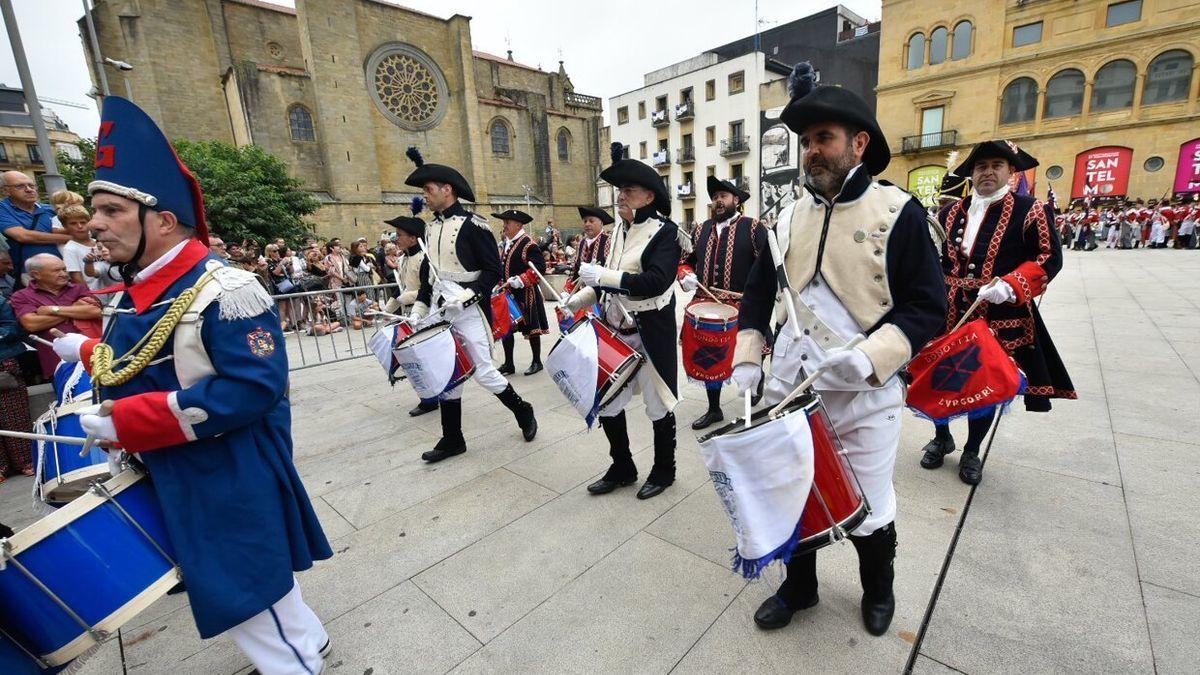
408, 399, 438, 417
496, 384, 537, 441
850, 523, 896, 636
691, 387, 724, 430
498, 336, 516, 375
920, 424, 955, 469
638, 413, 676, 500
588, 412, 637, 494
422, 399, 466, 463
754, 550, 819, 630
957, 412, 993, 485
524, 335, 543, 375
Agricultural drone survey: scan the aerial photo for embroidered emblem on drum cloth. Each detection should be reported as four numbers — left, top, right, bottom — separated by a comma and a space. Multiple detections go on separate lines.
247, 327, 275, 357
710, 471, 745, 540
692, 345, 730, 369
931, 344, 983, 392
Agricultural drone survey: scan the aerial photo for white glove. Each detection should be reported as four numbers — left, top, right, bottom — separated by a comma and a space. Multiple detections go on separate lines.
732, 363, 762, 395
578, 262, 604, 288
822, 347, 874, 384
679, 273, 699, 292
52, 333, 89, 363
406, 302, 429, 324
507, 275, 524, 289
564, 289, 592, 312
79, 411, 119, 443
977, 279, 1016, 305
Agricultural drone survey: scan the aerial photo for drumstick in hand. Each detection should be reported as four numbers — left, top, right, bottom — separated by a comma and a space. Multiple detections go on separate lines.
79, 400, 115, 458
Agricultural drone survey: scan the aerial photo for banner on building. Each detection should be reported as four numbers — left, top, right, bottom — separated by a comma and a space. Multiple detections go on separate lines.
1072, 146, 1133, 199
907, 165, 946, 207
1174, 138, 1200, 195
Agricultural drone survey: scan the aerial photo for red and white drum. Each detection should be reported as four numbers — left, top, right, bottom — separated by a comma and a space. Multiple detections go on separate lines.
392, 322, 475, 400
681, 301, 738, 383
545, 315, 642, 423
797, 394, 869, 554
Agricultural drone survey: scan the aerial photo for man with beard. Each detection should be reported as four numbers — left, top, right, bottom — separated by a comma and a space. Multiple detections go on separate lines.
495, 208, 550, 376
677, 175, 766, 429
919, 141, 1075, 484
404, 147, 538, 462
730, 62, 946, 636
568, 206, 613, 286
565, 143, 682, 500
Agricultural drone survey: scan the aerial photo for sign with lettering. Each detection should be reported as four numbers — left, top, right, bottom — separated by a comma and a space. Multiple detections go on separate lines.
1071, 146, 1132, 199
907, 165, 946, 207
1174, 138, 1200, 194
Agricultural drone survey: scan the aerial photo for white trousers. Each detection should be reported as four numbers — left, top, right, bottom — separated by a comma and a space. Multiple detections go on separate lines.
762, 371, 905, 536
225, 579, 328, 675
598, 330, 671, 422
443, 305, 510, 400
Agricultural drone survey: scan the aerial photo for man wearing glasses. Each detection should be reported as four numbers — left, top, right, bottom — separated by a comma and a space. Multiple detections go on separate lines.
0, 171, 69, 284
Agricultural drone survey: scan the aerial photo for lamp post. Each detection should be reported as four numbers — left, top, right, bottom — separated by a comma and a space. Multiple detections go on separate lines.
0, 0, 66, 194
104, 58, 134, 100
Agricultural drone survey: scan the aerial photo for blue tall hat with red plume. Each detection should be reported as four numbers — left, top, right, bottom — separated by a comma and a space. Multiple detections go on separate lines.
89, 96, 209, 245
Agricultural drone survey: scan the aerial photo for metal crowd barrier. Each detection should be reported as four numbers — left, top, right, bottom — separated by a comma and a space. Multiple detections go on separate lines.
271, 282, 399, 371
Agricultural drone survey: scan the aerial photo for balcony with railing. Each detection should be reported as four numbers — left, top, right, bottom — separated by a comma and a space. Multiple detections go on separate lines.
650, 108, 670, 127
676, 146, 695, 165
677, 182, 695, 199
651, 149, 671, 167
719, 135, 750, 156
564, 91, 603, 111
674, 101, 694, 121
901, 130, 958, 154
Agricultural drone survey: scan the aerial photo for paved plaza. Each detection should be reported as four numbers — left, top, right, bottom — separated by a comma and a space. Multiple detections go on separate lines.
2, 248, 1198, 673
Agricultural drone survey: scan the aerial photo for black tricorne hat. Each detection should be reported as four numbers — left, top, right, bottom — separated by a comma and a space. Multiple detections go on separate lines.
578, 205, 614, 225
599, 142, 671, 216
778, 61, 890, 175
490, 209, 533, 225
385, 216, 425, 238
953, 140, 1038, 178
937, 172, 971, 200
706, 175, 750, 203
403, 146, 476, 202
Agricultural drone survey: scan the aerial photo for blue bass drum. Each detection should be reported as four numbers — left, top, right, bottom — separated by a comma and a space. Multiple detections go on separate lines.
0, 467, 179, 668
34, 363, 109, 506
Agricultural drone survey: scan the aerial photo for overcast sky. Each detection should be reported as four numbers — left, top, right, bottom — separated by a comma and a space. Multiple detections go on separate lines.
0, 0, 881, 140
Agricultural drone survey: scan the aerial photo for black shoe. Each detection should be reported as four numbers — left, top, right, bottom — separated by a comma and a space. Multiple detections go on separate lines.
862, 592, 895, 636
421, 437, 466, 463
523, 362, 543, 376
919, 436, 955, 469
588, 463, 637, 494
691, 408, 724, 430
850, 522, 897, 636
753, 594, 818, 630
518, 403, 538, 441
959, 452, 983, 485
496, 385, 537, 441
408, 400, 438, 417
498, 362, 516, 375
636, 481, 669, 500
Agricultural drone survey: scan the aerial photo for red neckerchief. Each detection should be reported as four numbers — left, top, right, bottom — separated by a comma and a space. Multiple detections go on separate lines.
91, 239, 212, 314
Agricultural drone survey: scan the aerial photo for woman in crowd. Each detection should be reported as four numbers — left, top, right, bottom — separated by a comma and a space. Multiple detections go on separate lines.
0, 292, 32, 481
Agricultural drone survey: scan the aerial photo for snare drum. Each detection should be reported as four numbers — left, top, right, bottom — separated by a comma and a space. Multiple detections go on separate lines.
0, 467, 179, 668
393, 321, 475, 400
490, 291, 520, 340
545, 315, 642, 422
34, 364, 108, 506
681, 301, 738, 383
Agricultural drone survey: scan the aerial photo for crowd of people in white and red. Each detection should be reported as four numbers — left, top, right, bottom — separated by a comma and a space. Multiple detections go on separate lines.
1056, 195, 1200, 251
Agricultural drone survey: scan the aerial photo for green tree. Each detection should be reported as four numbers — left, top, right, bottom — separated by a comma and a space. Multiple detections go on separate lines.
57, 137, 97, 199
172, 140, 318, 245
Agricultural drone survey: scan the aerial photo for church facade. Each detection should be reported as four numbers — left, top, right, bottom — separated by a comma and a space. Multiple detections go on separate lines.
79, 0, 605, 239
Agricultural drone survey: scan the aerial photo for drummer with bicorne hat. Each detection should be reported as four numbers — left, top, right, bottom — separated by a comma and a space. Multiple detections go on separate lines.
569, 205, 613, 285
384, 204, 438, 418
565, 143, 684, 500
730, 62, 946, 636
494, 208, 551, 376
677, 175, 766, 430
918, 140, 1075, 484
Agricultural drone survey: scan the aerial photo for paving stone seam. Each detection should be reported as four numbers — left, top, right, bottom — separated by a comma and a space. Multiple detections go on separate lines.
406, 580, 486, 672
985, 456, 1124, 489
1082, 253, 1161, 672
1112, 430, 1200, 449
1141, 579, 1200, 601
917, 652, 971, 674
317, 495, 358, 533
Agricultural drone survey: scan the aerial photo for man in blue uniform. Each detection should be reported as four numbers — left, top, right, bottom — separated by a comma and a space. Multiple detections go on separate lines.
51, 97, 332, 675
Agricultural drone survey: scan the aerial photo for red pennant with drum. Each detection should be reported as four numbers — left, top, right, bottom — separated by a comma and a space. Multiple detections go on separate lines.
905, 318, 1026, 424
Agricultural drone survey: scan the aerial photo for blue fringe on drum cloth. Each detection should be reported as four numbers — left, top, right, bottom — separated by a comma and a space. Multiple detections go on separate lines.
730, 520, 804, 580
905, 372, 1027, 426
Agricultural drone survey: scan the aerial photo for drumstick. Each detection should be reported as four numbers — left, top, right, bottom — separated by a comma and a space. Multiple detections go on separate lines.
769, 334, 866, 418
949, 284, 992, 334
49, 328, 68, 338
694, 280, 731, 306
765, 229, 802, 339
79, 400, 115, 458
528, 264, 565, 304
26, 334, 55, 347
744, 391, 752, 430
0, 428, 115, 448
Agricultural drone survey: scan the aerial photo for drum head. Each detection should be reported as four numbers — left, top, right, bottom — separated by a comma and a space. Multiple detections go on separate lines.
398, 320, 453, 347
687, 302, 738, 322
696, 391, 816, 443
